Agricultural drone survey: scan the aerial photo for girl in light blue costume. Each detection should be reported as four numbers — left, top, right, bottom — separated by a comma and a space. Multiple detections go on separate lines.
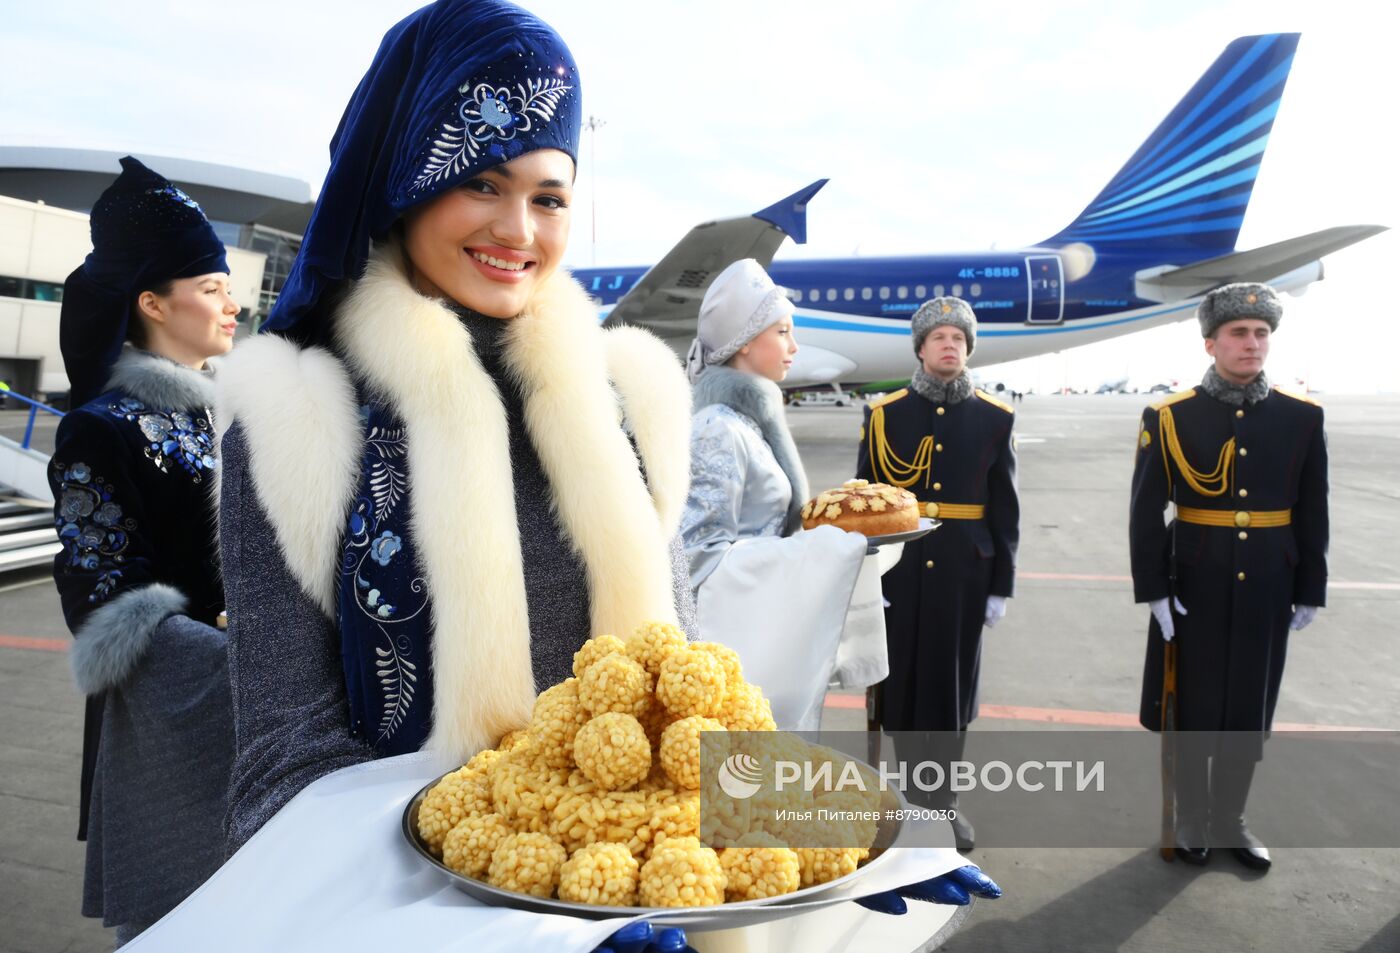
681, 259, 875, 732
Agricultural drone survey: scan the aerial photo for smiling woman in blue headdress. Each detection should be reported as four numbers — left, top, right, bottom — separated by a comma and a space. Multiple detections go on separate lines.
50, 156, 239, 945
205, 5, 999, 942
215, 0, 694, 849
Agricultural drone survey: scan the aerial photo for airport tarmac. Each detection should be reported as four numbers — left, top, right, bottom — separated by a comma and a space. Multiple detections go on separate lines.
2, 393, 1397, 952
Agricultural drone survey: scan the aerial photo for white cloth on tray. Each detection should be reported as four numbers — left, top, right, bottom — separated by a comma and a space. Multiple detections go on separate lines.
127, 752, 964, 952
831, 542, 904, 691
695, 525, 867, 730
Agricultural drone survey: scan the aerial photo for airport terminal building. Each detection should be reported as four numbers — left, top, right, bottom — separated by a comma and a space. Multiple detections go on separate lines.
0, 146, 313, 397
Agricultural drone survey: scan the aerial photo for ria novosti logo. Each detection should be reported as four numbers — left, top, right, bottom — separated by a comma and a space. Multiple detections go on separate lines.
717, 752, 765, 800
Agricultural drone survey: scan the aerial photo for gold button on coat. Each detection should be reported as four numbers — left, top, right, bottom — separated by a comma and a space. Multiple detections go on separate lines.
1239, 447, 1248, 456
1237, 572, 1247, 581
1239, 531, 1248, 540
926, 560, 935, 569
925, 502, 940, 518
1234, 511, 1251, 528
1236, 409, 1245, 418
1238, 489, 1249, 498
935, 443, 944, 452
933, 482, 942, 491
937, 407, 946, 415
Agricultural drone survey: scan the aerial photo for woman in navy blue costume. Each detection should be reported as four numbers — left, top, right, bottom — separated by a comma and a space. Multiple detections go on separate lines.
50, 157, 239, 945
213, 2, 999, 942
213, 5, 700, 947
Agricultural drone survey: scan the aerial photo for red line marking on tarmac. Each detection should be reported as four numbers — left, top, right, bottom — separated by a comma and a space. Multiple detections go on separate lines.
824, 695, 1382, 732
1021, 571, 1400, 590
3, 635, 1379, 731
978, 703, 1140, 727
1021, 571, 1134, 582
0, 634, 68, 652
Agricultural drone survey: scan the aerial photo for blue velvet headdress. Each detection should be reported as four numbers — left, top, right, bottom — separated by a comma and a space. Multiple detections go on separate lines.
261, 0, 582, 340
60, 156, 229, 406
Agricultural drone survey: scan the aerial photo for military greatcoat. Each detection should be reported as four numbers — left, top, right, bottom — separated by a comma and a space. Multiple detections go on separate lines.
856, 387, 1019, 731
1130, 385, 1328, 746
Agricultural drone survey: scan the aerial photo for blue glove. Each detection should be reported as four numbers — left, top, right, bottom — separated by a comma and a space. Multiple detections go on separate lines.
593, 920, 693, 953
854, 865, 1003, 916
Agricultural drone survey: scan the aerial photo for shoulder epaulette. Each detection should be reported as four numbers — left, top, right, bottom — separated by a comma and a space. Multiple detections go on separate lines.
974, 389, 1014, 414
1150, 389, 1196, 411
1272, 386, 1321, 407
869, 388, 908, 409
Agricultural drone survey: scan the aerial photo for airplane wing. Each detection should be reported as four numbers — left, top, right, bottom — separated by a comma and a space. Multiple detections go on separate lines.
601, 179, 828, 354
1135, 225, 1388, 300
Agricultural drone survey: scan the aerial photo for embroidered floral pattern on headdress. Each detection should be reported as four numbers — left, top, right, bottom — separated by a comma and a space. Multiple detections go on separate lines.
145, 185, 201, 211
412, 75, 573, 193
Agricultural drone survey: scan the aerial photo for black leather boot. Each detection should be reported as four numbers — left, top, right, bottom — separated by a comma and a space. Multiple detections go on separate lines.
1173, 747, 1211, 865
946, 731, 975, 851
1213, 757, 1271, 871
947, 792, 976, 852
892, 730, 975, 851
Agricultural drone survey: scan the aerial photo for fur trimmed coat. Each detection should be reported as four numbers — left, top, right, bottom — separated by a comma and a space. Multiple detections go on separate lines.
679, 365, 868, 730
47, 347, 232, 927
216, 245, 695, 846
681, 365, 809, 589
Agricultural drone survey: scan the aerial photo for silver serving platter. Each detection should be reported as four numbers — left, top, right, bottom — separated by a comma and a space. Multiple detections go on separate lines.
403, 770, 910, 929
864, 517, 939, 551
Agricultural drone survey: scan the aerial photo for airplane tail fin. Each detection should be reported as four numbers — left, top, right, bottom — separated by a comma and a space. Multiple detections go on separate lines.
1046, 33, 1299, 254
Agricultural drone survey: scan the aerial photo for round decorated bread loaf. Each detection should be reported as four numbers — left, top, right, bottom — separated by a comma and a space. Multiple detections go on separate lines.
800, 480, 919, 536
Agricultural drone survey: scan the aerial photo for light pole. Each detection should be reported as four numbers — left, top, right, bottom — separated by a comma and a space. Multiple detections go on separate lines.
584, 115, 606, 267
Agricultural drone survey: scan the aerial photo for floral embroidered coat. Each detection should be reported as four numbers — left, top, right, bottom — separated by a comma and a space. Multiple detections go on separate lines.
48, 347, 232, 926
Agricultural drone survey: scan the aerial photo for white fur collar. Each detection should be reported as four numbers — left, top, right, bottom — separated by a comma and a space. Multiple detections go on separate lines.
216, 245, 691, 761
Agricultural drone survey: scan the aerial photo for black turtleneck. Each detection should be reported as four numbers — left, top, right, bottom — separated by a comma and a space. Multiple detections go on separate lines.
454, 308, 592, 691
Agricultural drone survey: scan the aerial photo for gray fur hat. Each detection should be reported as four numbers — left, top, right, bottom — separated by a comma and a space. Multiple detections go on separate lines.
1197, 282, 1282, 337
912, 296, 976, 355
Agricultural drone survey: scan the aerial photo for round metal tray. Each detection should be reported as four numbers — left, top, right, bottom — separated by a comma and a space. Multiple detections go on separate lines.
403, 769, 909, 928
864, 517, 939, 551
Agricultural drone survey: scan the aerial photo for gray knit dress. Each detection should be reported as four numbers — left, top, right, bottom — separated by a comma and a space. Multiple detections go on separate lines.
220, 311, 695, 848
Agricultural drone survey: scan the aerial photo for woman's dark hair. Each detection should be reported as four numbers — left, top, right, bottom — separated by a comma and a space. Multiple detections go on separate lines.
128, 280, 175, 348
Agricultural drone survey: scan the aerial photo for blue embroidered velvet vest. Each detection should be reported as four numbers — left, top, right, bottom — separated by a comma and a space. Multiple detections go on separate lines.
334, 308, 595, 755
338, 389, 433, 754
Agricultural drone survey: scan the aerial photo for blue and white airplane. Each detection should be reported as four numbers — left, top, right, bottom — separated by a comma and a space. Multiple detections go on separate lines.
584, 33, 1384, 389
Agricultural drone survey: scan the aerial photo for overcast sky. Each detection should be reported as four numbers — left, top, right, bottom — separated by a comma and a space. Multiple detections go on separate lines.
3, 0, 1395, 391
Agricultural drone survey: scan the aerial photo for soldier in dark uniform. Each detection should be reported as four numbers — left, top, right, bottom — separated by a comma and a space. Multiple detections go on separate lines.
1131, 282, 1328, 872
856, 297, 1020, 850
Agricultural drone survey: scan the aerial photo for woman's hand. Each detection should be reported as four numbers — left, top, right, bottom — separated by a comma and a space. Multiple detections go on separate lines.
593, 921, 692, 953
854, 864, 1003, 915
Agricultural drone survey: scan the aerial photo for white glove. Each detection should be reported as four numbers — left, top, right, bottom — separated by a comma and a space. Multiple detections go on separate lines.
1290, 605, 1319, 631
1149, 596, 1187, 642
984, 595, 1007, 628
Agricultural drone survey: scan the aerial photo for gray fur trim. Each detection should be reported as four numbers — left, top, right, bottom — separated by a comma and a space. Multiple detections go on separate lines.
910, 368, 974, 405
70, 583, 189, 695
106, 347, 215, 410
691, 364, 809, 534
1201, 365, 1271, 406
911, 296, 977, 355
1197, 282, 1282, 337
